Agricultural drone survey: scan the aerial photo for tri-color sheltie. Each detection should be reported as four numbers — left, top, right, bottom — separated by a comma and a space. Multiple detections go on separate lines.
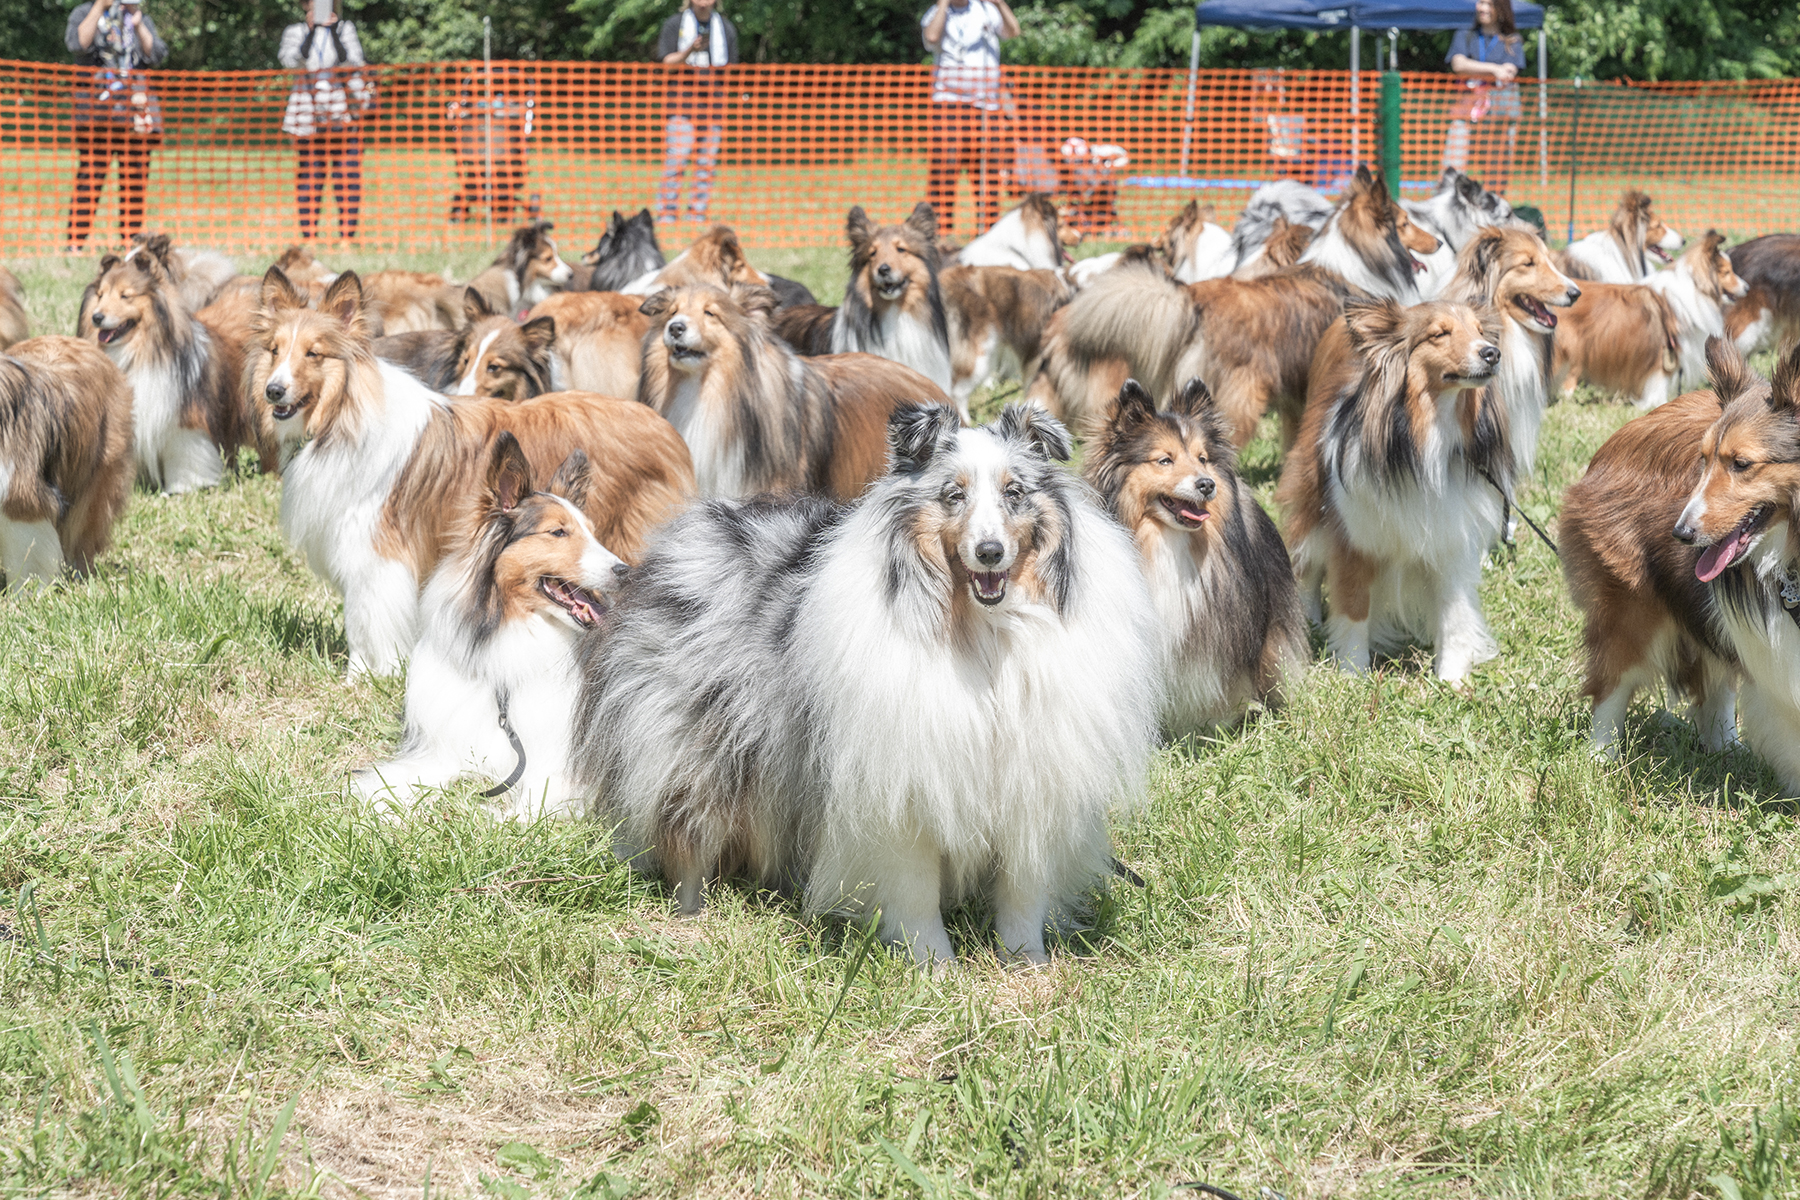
0, 336, 133, 588
465, 220, 576, 317
638, 283, 950, 500
79, 241, 276, 493
1563, 190, 1684, 284
251, 267, 693, 677
1028, 166, 1436, 447
1229, 179, 1334, 270
124, 232, 239, 312
1085, 377, 1308, 734
357, 432, 626, 814
1644, 231, 1749, 392
573, 403, 1159, 968
575, 208, 662, 292
1561, 338, 1800, 787
1278, 298, 1505, 682
375, 287, 558, 400
1726, 234, 1800, 356
770, 203, 955, 399
1401, 168, 1514, 298
1066, 201, 1235, 289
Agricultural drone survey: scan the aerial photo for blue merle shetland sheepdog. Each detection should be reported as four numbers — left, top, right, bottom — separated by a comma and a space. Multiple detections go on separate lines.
573, 403, 1160, 970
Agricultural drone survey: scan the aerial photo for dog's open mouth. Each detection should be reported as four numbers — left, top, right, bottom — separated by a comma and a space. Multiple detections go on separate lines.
1696, 505, 1772, 582
1160, 495, 1208, 529
1412, 256, 1428, 273
269, 398, 307, 422
876, 279, 907, 300
95, 319, 136, 346
1513, 294, 1558, 331
669, 346, 706, 365
1649, 243, 1674, 263
540, 577, 606, 627
969, 570, 1007, 606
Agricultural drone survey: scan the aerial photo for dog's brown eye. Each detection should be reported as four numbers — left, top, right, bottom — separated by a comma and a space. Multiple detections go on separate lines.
488, 362, 503, 372
1157, 456, 1173, 467
551, 528, 569, 538
1733, 457, 1753, 472
942, 487, 965, 506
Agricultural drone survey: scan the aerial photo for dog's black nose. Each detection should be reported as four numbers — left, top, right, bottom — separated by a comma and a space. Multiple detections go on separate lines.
612, 563, 630, 579
974, 540, 1004, 567
264, 380, 287, 402
90, 311, 105, 327
666, 317, 687, 338
876, 262, 895, 276
1196, 476, 1216, 500
1479, 344, 1501, 366
1567, 286, 1582, 303
1673, 521, 1697, 544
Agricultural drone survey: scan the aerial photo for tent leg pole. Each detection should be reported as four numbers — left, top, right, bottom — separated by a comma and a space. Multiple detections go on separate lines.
1181, 27, 1201, 179
1349, 25, 1360, 169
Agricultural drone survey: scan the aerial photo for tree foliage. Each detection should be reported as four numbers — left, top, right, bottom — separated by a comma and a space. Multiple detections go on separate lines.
1, 0, 1794, 79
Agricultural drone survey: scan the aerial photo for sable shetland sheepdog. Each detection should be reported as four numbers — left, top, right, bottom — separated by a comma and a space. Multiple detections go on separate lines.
466, 220, 576, 316
252, 267, 693, 678
940, 264, 1071, 414
621, 224, 770, 295
573, 403, 1159, 968
638, 283, 950, 500
0, 336, 133, 588
1230, 216, 1313, 280
0, 267, 27, 351
357, 433, 626, 814
770, 203, 954, 398
1644, 231, 1749, 391
1726, 234, 1800, 356
1563, 190, 1684, 284
1067, 201, 1235, 289
1552, 281, 1681, 409
79, 242, 276, 493
375, 287, 557, 400
124, 233, 238, 312
362, 270, 460, 336
1278, 298, 1505, 683
1085, 378, 1308, 734
1028, 166, 1436, 446
526, 291, 649, 399
1561, 338, 1800, 786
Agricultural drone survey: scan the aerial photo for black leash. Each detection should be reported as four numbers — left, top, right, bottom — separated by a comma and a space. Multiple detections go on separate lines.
1174, 1184, 1247, 1200
1473, 462, 1560, 559
1110, 857, 1145, 888
479, 689, 527, 798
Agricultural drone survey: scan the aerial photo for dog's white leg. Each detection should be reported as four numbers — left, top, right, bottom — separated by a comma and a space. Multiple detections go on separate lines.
867, 836, 955, 972
1326, 613, 1371, 674
1635, 372, 1670, 411
0, 518, 64, 591
1738, 681, 1800, 796
352, 758, 445, 813
992, 869, 1051, 966
1590, 678, 1637, 761
1694, 674, 1741, 753
1432, 568, 1495, 684
343, 559, 421, 679
158, 427, 227, 495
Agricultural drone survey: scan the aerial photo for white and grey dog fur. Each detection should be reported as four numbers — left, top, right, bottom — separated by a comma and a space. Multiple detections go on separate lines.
1402, 168, 1514, 298
573, 403, 1160, 969
1229, 179, 1334, 271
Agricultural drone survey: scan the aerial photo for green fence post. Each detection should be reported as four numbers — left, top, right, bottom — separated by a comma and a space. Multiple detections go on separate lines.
1380, 68, 1402, 198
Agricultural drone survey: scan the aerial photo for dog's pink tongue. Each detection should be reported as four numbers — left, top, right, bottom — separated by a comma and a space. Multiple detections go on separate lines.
1695, 536, 1742, 582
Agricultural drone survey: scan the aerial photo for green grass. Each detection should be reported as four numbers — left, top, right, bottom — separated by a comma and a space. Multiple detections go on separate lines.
6, 245, 1800, 1200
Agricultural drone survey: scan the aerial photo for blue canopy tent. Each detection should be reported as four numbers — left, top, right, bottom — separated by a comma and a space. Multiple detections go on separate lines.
1171, 0, 1546, 179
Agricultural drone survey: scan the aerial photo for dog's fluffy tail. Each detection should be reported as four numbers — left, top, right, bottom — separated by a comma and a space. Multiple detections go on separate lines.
1027, 265, 1198, 433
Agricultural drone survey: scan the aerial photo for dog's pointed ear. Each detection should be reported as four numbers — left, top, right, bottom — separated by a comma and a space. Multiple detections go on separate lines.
1704, 335, 1753, 407
731, 283, 780, 319
1343, 297, 1404, 353
463, 286, 495, 323
639, 288, 675, 319
487, 430, 533, 513
906, 202, 939, 244
1464, 225, 1503, 282
521, 315, 556, 353
1173, 376, 1216, 418
320, 270, 366, 329
1437, 165, 1460, 191
996, 402, 1072, 462
1456, 171, 1485, 205
1354, 163, 1375, 190
1771, 342, 1800, 416
98, 253, 121, 275
846, 205, 874, 248
1113, 378, 1158, 428
260, 265, 306, 314
888, 403, 962, 474
547, 448, 591, 510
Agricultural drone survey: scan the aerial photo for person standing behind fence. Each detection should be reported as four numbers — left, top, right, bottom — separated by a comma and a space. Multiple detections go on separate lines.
1443, 0, 1524, 192
921, 0, 1018, 237
65, 0, 167, 249
279, 1, 371, 240
656, 0, 737, 225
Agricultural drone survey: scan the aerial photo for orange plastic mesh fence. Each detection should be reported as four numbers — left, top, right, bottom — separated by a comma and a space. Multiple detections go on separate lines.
2, 59, 1795, 257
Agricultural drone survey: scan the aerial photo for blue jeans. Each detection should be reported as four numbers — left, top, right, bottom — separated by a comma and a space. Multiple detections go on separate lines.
657, 115, 721, 220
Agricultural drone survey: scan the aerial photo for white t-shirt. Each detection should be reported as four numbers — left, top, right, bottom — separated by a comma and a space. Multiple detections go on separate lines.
922, 0, 1003, 111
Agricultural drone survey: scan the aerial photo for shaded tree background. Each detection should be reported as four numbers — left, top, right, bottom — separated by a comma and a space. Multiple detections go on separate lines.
4, 0, 1796, 79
